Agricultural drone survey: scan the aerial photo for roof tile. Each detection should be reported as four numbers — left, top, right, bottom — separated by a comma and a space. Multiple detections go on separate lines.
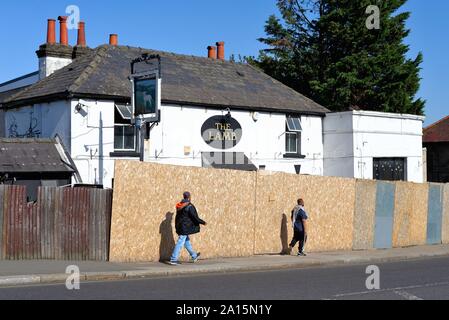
4, 45, 329, 114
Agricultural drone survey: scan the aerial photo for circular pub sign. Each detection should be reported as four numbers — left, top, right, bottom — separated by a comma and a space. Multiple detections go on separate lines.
201, 115, 242, 150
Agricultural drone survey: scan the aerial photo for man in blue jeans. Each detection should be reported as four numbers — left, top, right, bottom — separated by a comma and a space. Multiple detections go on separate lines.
169, 192, 207, 266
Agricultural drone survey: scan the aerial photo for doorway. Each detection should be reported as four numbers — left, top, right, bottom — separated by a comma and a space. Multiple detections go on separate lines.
373, 158, 406, 181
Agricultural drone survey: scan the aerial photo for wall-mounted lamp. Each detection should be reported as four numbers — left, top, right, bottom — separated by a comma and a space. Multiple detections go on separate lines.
252, 112, 260, 122
75, 100, 89, 117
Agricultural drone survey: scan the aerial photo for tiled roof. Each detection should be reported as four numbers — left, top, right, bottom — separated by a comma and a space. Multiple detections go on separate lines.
0, 138, 75, 173
424, 115, 449, 143
3, 45, 329, 115
0, 86, 30, 104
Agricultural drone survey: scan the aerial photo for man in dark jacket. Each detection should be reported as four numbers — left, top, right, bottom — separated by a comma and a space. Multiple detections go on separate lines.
289, 199, 309, 257
169, 192, 207, 266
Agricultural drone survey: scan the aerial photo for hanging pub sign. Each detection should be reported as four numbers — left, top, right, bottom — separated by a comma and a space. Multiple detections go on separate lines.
130, 54, 161, 123
201, 115, 242, 150
134, 77, 157, 116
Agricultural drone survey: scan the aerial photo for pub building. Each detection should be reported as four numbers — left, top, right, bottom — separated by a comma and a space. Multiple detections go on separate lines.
0, 18, 328, 188
0, 18, 425, 188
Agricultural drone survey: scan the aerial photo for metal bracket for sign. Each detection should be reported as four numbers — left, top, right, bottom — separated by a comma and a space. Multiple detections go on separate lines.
131, 53, 162, 78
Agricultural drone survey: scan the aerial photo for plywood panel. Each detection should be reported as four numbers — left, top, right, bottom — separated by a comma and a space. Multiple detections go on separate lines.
110, 161, 257, 262
392, 182, 429, 248
254, 171, 356, 254
110, 160, 441, 262
442, 184, 449, 244
353, 180, 377, 250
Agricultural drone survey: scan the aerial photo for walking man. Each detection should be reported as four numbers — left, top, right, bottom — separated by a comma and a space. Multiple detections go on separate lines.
289, 199, 309, 256
169, 192, 207, 266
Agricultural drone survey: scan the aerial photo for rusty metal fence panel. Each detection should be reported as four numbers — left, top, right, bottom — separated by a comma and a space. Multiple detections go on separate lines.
0, 185, 113, 261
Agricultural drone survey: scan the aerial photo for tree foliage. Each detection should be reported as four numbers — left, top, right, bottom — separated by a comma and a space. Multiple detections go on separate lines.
250, 0, 425, 114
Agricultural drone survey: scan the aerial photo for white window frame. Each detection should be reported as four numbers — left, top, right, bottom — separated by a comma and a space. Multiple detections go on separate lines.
115, 104, 133, 120
285, 116, 303, 156
114, 124, 137, 152
286, 132, 299, 154
287, 116, 303, 132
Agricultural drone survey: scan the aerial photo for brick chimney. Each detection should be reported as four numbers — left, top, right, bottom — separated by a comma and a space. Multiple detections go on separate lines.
216, 42, 225, 60
109, 34, 118, 46
58, 16, 69, 46
36, 17, 86, 80
46, 19, 56, 44
73, 21, 91, 59
77, 21, 86, 47
207, 46, 217, 59
37, 18, 73, 79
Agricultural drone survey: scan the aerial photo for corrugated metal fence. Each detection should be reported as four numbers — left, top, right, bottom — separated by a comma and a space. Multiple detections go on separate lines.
0, 185, 112, 261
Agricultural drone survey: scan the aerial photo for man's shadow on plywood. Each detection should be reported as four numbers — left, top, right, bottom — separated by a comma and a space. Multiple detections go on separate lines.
280, 214, 290, 255
159, 212, 176, 262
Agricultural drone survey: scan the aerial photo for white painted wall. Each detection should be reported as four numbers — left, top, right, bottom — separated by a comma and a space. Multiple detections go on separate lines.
0, 72, 39, 93
323, 111, 425, 183
39, 57, 72, 79
4, 101, 71, 148
3, 99, 325, 188
147, 105, 324, 176
70, 99, 141, 189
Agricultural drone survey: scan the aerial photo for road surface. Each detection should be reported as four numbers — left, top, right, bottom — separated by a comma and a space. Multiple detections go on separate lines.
1, 256, 449, 300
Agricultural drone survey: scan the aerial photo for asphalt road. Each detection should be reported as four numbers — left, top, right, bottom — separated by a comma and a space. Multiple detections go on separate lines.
1, 256, 449, 300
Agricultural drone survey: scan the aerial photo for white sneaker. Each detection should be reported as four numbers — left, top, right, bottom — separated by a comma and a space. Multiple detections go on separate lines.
192, 253, 201, 263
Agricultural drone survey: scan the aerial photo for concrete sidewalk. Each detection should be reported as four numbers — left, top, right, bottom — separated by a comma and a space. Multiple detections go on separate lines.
1, 244, 449, 287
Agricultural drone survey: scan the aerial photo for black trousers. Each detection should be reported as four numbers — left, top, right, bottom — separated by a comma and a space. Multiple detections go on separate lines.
290, 230, 307, 253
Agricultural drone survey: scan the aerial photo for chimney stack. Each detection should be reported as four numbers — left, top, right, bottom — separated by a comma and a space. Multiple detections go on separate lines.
46, 19, 56, 44
216, 42, 225, 60
207, 46, 217, 59
58, 16, 68, 45
77, 21, 86, 47
109, 34, 118, 46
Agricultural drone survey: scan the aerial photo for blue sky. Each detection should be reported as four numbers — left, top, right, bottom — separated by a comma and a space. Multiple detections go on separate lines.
0, 0, 447, 126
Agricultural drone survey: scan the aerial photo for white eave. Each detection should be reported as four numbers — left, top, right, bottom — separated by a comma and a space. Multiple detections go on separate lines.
326, 110, 426, 122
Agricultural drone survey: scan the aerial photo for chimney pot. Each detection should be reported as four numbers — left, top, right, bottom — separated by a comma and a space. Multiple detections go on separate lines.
109, 34, 118, 46
207, 46, 217, 59
46, 19, 56, 44
216, 42, 225, 60
58, 16, 69, 45
77, 21, 86, 47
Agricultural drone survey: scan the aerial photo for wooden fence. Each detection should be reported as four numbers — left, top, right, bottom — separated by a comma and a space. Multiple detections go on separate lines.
0, 185, 113, 261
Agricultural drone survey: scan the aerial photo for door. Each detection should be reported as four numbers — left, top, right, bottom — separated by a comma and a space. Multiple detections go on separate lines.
373, 158, 406, 181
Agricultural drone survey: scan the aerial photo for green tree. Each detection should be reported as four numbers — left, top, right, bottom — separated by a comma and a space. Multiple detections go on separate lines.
251, 0, 425, 115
